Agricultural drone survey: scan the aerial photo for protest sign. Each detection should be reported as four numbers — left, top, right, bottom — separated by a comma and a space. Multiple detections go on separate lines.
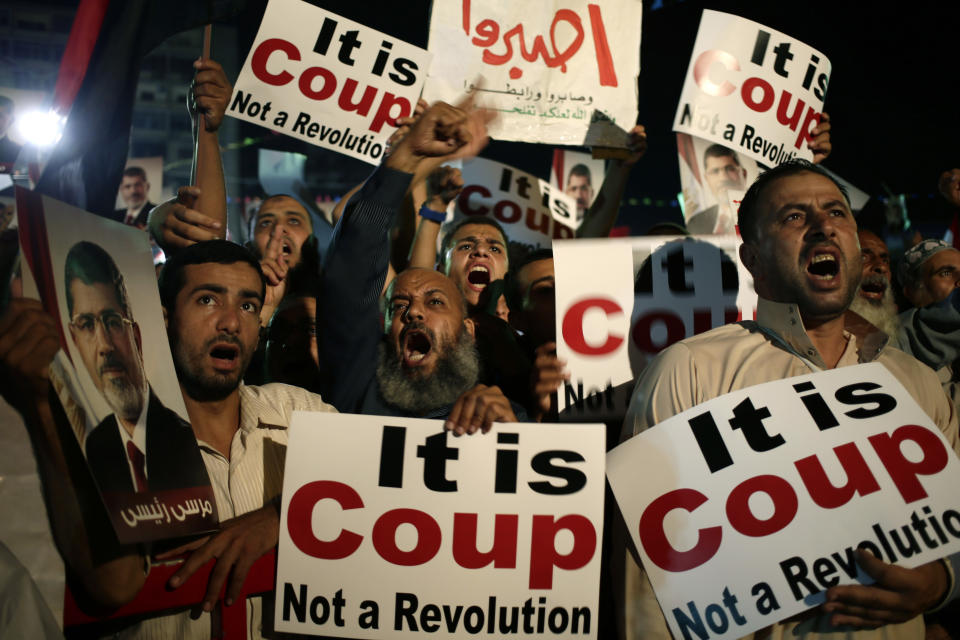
451, 157, 578, 251
676, 133, 760, 235
228, 0, 431, 165
550, 149, 605, 230
554, 236, 757, 421
607, 363, 960, 640
424, 0, 641, 147
673, 10, 831, 167
275, 413, 605, 638
15, 188, 217, 543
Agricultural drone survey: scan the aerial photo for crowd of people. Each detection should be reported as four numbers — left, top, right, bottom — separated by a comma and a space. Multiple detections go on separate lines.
1, 42, 960, 640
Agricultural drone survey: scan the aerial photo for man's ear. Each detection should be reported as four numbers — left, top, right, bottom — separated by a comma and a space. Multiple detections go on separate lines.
463, 317, 476, 339
739, 242, 760, 281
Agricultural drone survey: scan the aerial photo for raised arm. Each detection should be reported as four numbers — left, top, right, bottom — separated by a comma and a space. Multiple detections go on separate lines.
577, 125, 647, 239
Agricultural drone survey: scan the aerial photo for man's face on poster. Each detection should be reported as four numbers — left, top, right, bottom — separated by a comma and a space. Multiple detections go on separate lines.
119, 175, 149, 208
704, 154, 747, 200
565, 174, 593, 214
68, 280, 146, 422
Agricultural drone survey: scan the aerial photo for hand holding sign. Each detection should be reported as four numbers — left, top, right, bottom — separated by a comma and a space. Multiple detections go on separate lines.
822, 551, 948, 628
809, 112, 832, 164
161, 502, 281, 611
445, 383, 518, 435
0, 298, 59, 407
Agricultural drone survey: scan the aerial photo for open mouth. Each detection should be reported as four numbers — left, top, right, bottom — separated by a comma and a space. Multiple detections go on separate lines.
209, 343, 240, 369
806, 252, 839, 280
281, 239, 292, 256
466, 265, 491, 290
402, 330, 433, 366
859, 275, 887, 300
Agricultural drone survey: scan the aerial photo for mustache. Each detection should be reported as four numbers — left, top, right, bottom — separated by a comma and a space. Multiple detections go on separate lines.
98, 352, 128, 377
861, 274, 888, 289
399, 322, 436, 344
204, 333, 244, 350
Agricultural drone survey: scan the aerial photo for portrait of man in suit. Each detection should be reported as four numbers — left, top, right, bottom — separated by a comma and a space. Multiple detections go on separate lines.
112, 166, 155, 228
64, 241, 207, 494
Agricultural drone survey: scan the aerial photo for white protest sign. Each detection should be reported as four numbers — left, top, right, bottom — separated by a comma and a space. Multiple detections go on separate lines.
275, 413, 606, 638
424, 0, 641, 147
607, 363, 960, 640
228, 0, 431, 165
454, 157, 578, 251
673, 10, 831, 166
554, 236, 757, 421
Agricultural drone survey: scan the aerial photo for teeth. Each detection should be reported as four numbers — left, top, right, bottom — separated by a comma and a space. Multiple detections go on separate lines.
811, 254, 836, 263
408, 352, 425, 362
470, 265, 489, 273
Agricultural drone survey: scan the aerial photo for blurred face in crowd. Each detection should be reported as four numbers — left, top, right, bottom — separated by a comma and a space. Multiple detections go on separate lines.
265, 295, 320, 389
253, 196, 313, 270
566, 173, 593, 214
68, 280, 146, 423
856, 230, 892, 304
740, 171, 860, 323
166, 262, 263, 401
510, 258, 556, 347
119, 174, 149, 208
443, 223, 509, 307
906, 248, 960, 308
704, 153, 747, 200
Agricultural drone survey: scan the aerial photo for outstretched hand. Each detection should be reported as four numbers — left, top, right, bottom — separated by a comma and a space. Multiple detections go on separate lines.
148, 187, 223, 250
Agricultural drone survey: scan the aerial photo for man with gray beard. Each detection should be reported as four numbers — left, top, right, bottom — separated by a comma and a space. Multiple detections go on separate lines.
847, 229, 901, 338
65, 241, 208, 494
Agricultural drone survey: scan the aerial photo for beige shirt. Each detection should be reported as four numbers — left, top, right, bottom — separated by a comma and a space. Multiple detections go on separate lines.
617, 298, 959, 640
106, 383, 336, 640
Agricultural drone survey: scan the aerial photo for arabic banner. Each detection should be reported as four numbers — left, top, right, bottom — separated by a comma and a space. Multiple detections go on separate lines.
228, 0, 431, 165
677, 133, 761, 235
607, 363, 960, 640
673, 10, 831, 166
450, 157, 579, 251
424, 0, 642, 147
549, 149, 605, 230
15, 188, 217, 543
553, 236, 757, 421
275, 413, 606, 638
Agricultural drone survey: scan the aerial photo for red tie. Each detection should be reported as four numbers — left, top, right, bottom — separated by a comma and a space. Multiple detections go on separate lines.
126, 441, 148, 493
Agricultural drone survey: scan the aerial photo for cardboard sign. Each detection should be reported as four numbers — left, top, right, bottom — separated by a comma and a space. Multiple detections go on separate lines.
550, 149, 605, 230
673, 10, 831, 166
607, 363, 960, 640
229, 0, 431, 165
15, 188, 217, 543
676, 133, 760, 235
453, 157, 578, 251
424, 0, 642, 147
554, 236, 757, 421
275, 413, 606, 638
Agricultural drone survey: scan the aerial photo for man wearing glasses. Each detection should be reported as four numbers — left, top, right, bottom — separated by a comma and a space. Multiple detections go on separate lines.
65, 241, 208, 495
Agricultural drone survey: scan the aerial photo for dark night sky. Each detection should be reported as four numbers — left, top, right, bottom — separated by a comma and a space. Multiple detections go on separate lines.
249, 0, 959, 228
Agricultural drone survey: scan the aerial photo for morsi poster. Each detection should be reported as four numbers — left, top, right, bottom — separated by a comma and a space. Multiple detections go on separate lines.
607, 363, 960, 640
554, 236, 757, 421
673, 10, 831, 167
275, 413, 606, 638
16, 188, 217, 543
424, 0, 642, 147
228, 0, 432, 165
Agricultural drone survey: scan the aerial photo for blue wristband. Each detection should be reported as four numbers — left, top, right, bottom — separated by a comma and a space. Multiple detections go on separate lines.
418, 204, 447, 223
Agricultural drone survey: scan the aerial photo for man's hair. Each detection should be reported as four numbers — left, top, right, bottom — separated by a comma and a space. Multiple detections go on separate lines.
122, 166, 147, 181
0, 95, 13, 111
505, 248, 553, 312
158, 240, 266, 311
439, 216, 510, 269
737, 159, 849, 244
567, 164, 592, 185
703, 144, 739, 167
64, 241, 131, 318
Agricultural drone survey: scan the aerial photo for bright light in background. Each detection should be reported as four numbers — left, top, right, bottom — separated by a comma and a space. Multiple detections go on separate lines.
16, 109, 65, 148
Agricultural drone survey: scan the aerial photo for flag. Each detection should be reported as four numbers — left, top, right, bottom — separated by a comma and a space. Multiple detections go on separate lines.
35, 0, 247, 218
